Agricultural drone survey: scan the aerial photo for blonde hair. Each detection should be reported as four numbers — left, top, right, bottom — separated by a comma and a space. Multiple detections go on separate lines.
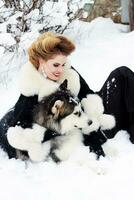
28, 32, 75, 68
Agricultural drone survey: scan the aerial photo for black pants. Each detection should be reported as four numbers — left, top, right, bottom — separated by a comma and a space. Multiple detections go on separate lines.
99, 66, 134, 142
84, 66, 134, 157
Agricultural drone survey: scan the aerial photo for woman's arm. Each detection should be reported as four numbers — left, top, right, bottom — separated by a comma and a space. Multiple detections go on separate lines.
13, 94, 38, 128
0, 94, 38, 158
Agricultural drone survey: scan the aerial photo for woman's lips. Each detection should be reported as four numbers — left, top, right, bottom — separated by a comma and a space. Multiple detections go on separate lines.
54, 73, 61, 77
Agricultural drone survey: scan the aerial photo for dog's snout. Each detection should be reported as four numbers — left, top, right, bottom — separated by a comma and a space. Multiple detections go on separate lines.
88, 120, 92, 126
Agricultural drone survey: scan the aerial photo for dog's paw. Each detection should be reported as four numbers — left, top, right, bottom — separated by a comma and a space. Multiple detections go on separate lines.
50, 151, 61, 163
52, 148, 71, 162
28, 144, 45, 162
28, 141, 50, 162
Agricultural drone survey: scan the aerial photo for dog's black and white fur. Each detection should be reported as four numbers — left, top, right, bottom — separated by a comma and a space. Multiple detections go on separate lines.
0, 61, 115, 160
7, 80, 92, 162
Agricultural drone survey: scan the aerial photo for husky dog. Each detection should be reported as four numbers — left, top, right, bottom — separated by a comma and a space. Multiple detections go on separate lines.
7, 80, 92, 162
33, 80, 91, 135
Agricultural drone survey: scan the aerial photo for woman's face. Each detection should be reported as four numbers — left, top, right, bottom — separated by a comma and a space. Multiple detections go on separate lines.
39, 54, 67, 81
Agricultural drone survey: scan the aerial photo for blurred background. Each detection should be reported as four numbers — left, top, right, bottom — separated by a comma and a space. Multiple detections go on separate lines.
0, 0, 133, 89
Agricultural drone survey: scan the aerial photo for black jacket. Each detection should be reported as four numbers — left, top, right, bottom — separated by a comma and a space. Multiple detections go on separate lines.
0, 61, 115, 158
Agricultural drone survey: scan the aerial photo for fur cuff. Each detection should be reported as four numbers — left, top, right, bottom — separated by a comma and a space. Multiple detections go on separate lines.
81, 94, 104, 118
81, 94, 115, 132
7, 124, 50, 162
99, 114, 115, 130
81, 94, 104, 117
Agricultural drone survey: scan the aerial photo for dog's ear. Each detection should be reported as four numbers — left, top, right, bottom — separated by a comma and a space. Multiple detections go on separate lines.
51, 100, 64, 119
60, 79, 68, 91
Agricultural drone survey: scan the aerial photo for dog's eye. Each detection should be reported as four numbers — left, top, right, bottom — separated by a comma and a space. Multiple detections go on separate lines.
74, 111, 81, 117
74, 112, 78, 115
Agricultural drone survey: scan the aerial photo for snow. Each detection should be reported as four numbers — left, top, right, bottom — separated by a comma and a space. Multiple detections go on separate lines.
66, 17, 133, 91
0, 14, 134, 200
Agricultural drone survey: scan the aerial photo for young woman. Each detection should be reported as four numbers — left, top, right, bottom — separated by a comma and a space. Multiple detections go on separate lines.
0, 32, 133, 160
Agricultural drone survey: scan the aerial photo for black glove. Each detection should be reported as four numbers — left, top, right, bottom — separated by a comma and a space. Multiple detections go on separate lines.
83, 129, 107, 159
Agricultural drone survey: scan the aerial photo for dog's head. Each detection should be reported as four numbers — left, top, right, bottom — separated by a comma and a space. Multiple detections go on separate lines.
59, 101, 92, 134
34, 80, 91, 134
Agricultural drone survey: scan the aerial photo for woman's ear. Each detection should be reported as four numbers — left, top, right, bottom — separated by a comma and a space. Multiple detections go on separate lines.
39, 57, 45, 65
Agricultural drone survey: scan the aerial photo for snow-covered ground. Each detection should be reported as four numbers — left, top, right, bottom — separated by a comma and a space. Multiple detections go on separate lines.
1, 17, 134, 200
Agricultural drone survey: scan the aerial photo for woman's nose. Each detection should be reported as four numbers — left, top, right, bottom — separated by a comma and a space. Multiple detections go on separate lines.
88, 120, 92, 126
58, 66, 63, 73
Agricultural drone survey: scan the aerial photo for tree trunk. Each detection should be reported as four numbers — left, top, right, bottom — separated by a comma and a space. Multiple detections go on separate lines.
129, 0, 134, 31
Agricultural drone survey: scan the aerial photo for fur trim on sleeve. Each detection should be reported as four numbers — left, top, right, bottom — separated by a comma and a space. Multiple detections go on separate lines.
81, 94, 115, 132
7, 124, 51, 162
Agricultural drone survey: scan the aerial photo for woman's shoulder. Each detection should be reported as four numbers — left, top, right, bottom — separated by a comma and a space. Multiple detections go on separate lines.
58, 61, 94, 97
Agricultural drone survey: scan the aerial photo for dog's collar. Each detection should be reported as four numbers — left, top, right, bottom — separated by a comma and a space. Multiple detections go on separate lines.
42, 129, 61, 143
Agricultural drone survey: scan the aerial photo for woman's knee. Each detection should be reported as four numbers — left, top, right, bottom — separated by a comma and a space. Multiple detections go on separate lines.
110, 66, 133, 78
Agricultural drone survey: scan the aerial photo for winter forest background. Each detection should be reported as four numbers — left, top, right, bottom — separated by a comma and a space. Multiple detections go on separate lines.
0, 0, 134, 200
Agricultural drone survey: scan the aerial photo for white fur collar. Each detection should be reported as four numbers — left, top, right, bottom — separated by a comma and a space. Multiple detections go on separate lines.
19, 61, 59, 101
19, 61, 80, 100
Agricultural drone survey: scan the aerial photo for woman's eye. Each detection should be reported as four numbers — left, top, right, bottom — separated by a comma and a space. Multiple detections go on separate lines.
53, 64, 59, 67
